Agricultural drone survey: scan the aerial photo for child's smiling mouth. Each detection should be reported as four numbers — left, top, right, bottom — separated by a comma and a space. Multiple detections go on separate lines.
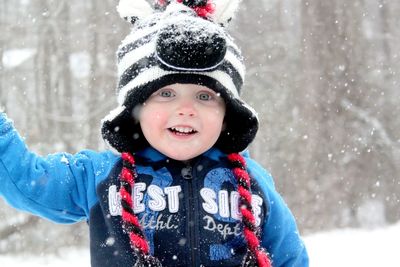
168, 126, 198, 136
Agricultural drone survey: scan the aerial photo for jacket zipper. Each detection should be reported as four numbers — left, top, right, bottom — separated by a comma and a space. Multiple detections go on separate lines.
181, 162, 199, 267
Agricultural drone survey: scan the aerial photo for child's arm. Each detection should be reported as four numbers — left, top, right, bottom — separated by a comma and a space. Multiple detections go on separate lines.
246, 158, 309, 267
0, 112, 119, 223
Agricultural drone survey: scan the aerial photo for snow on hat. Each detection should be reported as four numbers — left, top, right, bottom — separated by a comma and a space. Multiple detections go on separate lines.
101, 0, 258, 154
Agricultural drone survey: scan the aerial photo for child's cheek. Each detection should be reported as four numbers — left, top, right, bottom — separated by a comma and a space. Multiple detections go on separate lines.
153, 112, 163, 120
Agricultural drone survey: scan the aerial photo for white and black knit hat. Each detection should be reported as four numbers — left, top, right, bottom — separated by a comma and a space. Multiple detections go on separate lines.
101, 0, 258, 154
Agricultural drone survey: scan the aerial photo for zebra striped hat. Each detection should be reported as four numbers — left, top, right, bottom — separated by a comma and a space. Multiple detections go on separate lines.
101, 0, 259, 154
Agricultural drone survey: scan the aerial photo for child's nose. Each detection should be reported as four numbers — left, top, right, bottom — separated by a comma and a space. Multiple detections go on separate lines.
177, 100, 196, 117
178, 110, 195, 117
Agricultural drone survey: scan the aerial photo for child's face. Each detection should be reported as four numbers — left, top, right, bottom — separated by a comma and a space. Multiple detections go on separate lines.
138, 83, 226, 161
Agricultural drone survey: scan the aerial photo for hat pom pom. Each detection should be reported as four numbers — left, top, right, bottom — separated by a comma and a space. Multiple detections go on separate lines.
117, 0, 154, 24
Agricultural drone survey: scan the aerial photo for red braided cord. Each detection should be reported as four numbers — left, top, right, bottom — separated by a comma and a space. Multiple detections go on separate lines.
122, 152, 135, 165
256, 250, 272, 267
228, 153, 272, 267
120, 152, 150, 255
129, 232, 150, 253
241, 208, 256, 225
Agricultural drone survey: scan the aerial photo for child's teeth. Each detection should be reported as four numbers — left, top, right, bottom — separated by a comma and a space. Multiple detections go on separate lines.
172, 127, 194, 133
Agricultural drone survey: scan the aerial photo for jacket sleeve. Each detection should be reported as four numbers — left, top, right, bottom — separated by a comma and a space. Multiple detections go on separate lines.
246, 157, 309, 267
0, 112, 119, 224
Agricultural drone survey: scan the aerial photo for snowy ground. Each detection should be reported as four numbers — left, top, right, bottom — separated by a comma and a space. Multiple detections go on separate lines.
0, 222, 398, 266
305, 222, 399, 267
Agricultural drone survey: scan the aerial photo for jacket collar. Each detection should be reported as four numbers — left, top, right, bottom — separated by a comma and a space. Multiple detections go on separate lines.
135, 147, 226, 163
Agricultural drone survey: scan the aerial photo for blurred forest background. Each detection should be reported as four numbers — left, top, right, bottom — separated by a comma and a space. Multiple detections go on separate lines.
0, 0, 399, 254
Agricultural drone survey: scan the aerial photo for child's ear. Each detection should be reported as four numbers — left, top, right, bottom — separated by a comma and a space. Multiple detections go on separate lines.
117, 0, 154, 25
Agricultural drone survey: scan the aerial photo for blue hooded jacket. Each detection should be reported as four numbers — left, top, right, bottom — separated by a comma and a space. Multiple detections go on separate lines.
0, 113, 308, 266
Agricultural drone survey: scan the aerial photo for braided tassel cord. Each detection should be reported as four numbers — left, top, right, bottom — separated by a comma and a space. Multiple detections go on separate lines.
120, 152, 162, 267
228, 153, 272, 267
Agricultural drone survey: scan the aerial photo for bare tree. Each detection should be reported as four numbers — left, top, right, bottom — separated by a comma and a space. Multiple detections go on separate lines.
235, 0, 400, 231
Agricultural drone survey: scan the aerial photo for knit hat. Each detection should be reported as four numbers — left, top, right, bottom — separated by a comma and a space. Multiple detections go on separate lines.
101, 0, 259, 154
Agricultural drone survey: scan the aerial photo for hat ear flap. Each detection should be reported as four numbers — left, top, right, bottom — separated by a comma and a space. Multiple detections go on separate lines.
117, 0, 154, 24
211, 0, 241, 26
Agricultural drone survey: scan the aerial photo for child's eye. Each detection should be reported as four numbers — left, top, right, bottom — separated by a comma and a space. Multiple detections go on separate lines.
197, 92, 213, 101
158, 90, 174, 97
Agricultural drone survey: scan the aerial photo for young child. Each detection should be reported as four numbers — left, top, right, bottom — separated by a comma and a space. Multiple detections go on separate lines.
0, 1, 308, 266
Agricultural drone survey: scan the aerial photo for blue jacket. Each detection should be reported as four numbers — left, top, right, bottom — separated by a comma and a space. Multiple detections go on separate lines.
0, 113, 308, 266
